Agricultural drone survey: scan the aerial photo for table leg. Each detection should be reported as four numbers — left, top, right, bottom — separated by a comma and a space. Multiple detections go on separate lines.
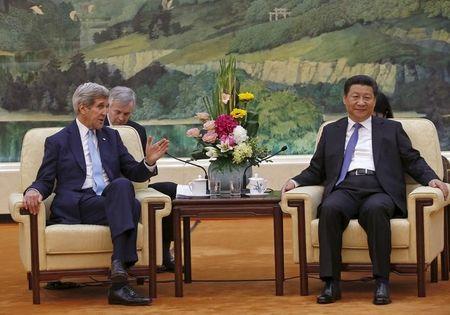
273, 205, 284, 296
148, 203, 157, 298
173, 209, 183, 297
183, 217, 192, 283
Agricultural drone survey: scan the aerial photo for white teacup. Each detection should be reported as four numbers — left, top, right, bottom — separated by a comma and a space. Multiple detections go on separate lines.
188, 175, 207, 195
247, 173, 268, 194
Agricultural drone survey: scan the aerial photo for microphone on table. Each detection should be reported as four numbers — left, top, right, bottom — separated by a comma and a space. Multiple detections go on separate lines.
165, 152, 209, 193
242, 145, 288, 191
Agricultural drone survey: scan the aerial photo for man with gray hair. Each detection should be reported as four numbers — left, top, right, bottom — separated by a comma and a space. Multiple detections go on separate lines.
106, 86, 178, 272
23, 82, 169, 306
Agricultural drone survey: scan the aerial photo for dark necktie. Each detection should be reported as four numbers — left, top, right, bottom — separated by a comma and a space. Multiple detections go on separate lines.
336, 123, 361, 186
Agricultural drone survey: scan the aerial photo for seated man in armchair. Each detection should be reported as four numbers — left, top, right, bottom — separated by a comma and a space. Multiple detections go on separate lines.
23, 82, 169, 306
282, 75, 448, 305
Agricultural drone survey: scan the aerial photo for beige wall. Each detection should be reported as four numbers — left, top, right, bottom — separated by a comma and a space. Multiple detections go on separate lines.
0, 156, 311, 215
2, 152, 449, 215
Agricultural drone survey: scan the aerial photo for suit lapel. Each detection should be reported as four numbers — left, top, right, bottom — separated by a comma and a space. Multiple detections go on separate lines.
372, 117, 384, 168
331, 118, 348, 165
68, 121, 86, 173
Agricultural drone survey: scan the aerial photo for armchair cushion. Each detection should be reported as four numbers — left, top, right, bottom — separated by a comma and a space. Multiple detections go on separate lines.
45, 223, 144, 254
311, 219, 410, 249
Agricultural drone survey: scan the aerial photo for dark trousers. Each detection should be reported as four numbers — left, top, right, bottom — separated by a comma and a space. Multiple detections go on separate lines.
149, 181, 177, 242
318, 174, 396, 280
79, 178, 140, 267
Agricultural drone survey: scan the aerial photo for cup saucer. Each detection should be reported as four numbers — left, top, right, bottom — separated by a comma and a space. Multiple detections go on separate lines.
245, 192, 270, 196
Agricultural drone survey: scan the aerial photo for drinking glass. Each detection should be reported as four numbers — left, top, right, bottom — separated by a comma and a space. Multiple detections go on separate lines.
229, 177, 242, 197
209, 178, 221, 198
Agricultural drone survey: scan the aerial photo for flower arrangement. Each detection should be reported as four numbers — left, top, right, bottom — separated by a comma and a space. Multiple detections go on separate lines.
186, 57, 267, 170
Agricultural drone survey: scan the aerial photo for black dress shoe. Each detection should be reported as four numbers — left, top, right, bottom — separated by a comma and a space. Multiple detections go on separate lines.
317, 280, 341, 304
373, 280, 391, 305
108, 285, 151, 306
163, 259, 175, 272
110, 259, 128, 284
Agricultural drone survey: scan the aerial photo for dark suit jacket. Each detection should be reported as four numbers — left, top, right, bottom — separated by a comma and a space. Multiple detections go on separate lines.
104, 119, 147, 152
292, 117, 438, 217
27, 120, 156, 224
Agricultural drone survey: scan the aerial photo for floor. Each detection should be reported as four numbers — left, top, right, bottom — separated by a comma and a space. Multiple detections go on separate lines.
1, 218, 450, 314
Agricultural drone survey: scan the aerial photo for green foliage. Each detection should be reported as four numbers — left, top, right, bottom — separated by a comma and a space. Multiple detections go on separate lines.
295, 81, 345, 114
230, 0, 421, 54
257, 91, 323, 154
204, 57, 238, 118
423, 0, 450, 19
0, 1, 80, 53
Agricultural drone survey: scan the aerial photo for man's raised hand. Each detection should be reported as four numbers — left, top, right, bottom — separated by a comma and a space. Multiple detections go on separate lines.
145, 136, 170, 166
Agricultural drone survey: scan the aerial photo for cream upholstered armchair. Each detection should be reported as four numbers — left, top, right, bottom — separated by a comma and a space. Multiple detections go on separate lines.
9, 126, 171, 304
281, 118, 450, 297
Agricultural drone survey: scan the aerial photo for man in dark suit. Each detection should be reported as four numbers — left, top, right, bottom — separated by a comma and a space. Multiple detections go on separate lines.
282, 75, 448, 305
23, 82, 169, 306
106, 86, 178, 272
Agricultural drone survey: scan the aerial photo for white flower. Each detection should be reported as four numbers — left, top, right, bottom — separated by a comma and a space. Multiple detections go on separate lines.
205, 146, 219, 158
216, 139, 233, 153
233, 125, 248, 144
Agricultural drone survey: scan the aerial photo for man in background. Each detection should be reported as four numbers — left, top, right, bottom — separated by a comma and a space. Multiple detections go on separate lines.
106, 86, 178, 272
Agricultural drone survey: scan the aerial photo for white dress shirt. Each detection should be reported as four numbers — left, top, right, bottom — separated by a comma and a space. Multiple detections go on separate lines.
346, 116, 375, 172
290, 116, 375, 188
76, 119, 110, 189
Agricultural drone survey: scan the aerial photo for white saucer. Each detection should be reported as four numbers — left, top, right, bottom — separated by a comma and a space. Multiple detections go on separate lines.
245, 192, 270, 196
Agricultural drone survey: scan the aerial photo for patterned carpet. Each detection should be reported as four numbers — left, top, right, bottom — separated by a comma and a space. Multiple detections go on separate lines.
1, 219, 450, 314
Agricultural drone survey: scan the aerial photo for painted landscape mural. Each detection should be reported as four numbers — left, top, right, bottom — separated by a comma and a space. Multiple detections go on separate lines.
0, 0, 449, 162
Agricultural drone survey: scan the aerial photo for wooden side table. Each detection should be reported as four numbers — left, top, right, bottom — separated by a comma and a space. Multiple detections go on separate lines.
172, 193, 284, 297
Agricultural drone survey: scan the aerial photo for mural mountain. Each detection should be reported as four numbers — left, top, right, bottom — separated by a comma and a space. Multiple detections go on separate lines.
0, 0, 449, 161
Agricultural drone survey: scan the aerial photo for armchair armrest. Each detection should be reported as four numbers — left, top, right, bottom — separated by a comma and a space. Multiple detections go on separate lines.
408, 184, 450, 215
135, 187, 172, 219
9, 193, 48, 271
281, 186, 324, 219
9, 193, 47, 226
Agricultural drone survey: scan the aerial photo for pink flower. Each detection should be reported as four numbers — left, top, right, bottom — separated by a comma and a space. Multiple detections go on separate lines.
186, 128, 201, 138
195, 112, 210, 122
221, 93, 230, 104
202, 131, 218, 143
203, 120, 215, 131
220, 135, 235, 147
215, 114, 238, 138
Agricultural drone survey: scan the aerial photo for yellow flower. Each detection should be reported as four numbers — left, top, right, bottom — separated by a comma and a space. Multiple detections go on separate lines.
230, 108, 247, 119
238, 92, 254, 102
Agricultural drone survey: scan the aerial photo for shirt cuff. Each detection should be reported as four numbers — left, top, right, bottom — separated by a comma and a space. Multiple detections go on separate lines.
290, 179, 299, 188
25, 188, 41, 196
144, 159, 157, 172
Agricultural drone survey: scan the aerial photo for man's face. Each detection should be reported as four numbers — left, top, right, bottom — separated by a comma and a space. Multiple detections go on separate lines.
343, 84, 376, 122
108, 101, 134, 125
78, 97, 108, 130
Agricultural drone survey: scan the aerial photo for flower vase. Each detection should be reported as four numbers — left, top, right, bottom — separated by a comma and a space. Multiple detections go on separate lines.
207, 160, 252, 194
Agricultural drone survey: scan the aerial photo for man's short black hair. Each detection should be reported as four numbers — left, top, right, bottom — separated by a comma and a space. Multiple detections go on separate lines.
344, 75, 378, 96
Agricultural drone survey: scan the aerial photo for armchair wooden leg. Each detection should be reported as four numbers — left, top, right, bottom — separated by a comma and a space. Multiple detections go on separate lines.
148, 203, 161, 299
416, 199, 432, 297
289, 201, 309, 296
431, 258, 438, 283
27, 272, 32, 290
29, 212, 41, 304
443, 205, 450, 281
